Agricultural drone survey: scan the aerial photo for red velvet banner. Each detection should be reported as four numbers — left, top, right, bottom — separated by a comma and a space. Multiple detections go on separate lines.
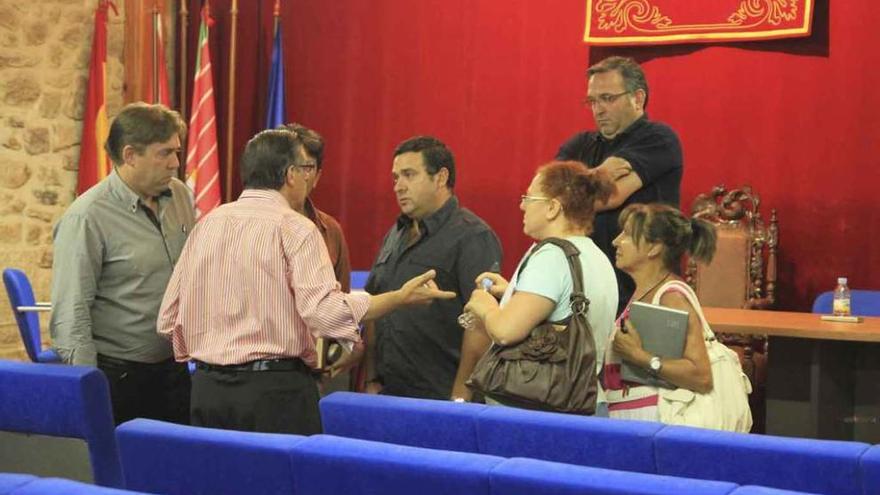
584, 0, 814, 45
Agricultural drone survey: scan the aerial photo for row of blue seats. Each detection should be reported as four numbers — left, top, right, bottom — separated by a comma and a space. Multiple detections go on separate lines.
113, 418, 812, 495
0, 359, 876, 495
319, 391, 880, 495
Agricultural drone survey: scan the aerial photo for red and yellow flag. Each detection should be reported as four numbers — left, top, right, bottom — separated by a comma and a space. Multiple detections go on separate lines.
77, 1, 116, 196
185, 4, 221, 218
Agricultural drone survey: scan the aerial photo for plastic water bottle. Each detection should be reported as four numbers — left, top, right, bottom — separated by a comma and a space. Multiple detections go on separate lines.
457, 277, 495, 330
833, 277, 851, 316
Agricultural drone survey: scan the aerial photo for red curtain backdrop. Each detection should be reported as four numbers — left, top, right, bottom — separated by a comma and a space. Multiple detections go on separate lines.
184, 0, 878, 312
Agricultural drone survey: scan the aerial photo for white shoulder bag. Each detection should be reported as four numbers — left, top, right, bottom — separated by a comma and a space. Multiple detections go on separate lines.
652, 280, 753, 433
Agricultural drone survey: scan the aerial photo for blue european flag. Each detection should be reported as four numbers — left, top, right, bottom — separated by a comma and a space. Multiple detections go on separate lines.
265, 23, 286, 129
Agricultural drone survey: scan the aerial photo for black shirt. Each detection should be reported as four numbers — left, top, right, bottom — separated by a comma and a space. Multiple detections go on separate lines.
556, 115, 683, 314
365, 196, 503, 399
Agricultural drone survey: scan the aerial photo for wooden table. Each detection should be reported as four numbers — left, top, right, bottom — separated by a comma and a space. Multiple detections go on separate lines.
703, 308, 880, 442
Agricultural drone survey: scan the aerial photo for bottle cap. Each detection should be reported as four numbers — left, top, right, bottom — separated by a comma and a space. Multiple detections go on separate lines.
838, 277, 848, 284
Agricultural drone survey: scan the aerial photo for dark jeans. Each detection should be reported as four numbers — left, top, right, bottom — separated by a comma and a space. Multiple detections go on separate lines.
97, 354, 191, 426
191, 363, 322, 435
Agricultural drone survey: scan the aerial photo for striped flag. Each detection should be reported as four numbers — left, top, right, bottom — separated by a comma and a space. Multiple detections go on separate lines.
185, 4, 221, 219
76, 0, 116, 196
265, 5, 286, 129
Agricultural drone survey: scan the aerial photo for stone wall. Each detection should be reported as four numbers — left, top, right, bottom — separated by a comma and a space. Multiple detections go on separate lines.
0, 1, 126, 360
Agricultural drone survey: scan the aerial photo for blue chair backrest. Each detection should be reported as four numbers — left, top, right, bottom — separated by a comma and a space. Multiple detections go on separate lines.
490, 457, 738, 495
728, 487, 829, 495
0, 361, 123, 488
350, 270, 370, 291
320, 391, 486, 452
654, 425, 870, 495
860, 445, 880, 495
0, 473, 37, 494
3, 476, 150, 494
321, 391, 662, 473
116, 419, 305, 495
3, 269, 45, 363
477, 405, 664, 473
291, 434, 505, 495
812, 290, 880, 316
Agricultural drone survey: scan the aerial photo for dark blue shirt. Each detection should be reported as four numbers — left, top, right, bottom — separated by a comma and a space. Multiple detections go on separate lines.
365, 196, 502, 399
557, 116, 683, 314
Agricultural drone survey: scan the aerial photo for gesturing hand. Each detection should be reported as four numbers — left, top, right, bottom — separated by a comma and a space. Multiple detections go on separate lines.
399, 270, 457, 306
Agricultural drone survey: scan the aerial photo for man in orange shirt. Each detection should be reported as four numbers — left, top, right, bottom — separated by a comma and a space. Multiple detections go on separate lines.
278, 123, 351, 291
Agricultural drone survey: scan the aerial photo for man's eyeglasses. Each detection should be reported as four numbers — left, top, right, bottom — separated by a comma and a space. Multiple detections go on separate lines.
291, 163, 318, 175
520, 195, 552, 204
583, 91, 631, 108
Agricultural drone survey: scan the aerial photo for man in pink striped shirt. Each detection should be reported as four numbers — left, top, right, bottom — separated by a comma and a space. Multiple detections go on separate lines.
157, 129, 454, 434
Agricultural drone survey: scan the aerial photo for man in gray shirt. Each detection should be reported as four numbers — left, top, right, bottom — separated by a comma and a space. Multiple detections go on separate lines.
50, 102, 194, 425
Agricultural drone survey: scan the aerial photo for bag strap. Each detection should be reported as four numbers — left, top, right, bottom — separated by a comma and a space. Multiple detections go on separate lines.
650, 280, 716, 341
515, 237, 589, 317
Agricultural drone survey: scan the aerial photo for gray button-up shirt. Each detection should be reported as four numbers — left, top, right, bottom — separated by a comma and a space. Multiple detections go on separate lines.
50, 170, 195, 365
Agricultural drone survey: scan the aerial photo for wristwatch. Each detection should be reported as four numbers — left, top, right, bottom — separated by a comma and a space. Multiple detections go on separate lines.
648, 356, 663, 376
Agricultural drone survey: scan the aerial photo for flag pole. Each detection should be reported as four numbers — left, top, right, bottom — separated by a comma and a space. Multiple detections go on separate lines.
151, 0, 160, 103
224, 0, 239, 203
273, 0, 280, 36
178, 0, 188, 117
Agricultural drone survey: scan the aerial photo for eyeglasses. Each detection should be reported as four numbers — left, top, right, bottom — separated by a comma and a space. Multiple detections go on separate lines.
520, 195, 552, 204
583, 91, 631, 108
290, 163, 318, 175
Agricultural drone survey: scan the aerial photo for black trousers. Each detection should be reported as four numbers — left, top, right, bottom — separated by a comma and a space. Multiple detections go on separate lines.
191, 366, 322, 435
97, 355, 191, 426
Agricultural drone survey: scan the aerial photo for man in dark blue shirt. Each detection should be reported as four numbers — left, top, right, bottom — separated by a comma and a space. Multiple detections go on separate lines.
557, 56, 683, 315
364, 136, 503, 401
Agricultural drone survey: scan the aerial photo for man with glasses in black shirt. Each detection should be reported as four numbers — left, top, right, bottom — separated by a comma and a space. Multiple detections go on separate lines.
557, 56, 683, 316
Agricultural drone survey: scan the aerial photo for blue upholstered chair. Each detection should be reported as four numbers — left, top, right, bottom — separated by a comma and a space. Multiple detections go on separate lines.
320, 391, 487, 452
291, 434, 504, 495
812, 289, 880, 316
728, 487, 828, 495
654, 425, 870, 495
476, 405, 664, 474
860, 445, 880, 495
2, 269, 59, 363
350, 270, 370, 291
116, 419, 305, 495
0, 473, 37, 494
2, 476, 150, 494
489, 457, 738, 495
0, 361, 123, 488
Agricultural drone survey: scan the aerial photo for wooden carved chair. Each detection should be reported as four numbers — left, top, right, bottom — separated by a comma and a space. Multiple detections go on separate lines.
685, 185, 778, 432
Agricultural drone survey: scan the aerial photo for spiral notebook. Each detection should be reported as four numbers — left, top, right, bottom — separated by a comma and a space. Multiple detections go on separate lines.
620, 301, 689, 388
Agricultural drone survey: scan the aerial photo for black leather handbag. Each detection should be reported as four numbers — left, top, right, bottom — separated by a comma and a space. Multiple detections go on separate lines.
466, 237, 598, 415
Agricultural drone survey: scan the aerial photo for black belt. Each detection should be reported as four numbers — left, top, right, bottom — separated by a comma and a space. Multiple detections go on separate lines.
97, 354, 180, 368
194, 358, 313, 374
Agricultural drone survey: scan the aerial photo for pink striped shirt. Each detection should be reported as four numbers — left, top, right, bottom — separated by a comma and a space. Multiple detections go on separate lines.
157, 189, 368, 367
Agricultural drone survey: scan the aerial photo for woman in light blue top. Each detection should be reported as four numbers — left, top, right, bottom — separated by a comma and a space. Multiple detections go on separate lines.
465, 161, 619, 413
